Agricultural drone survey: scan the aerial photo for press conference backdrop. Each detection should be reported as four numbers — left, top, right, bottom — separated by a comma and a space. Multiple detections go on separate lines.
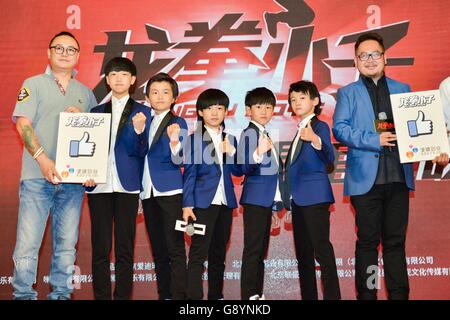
1, 0, 449, 299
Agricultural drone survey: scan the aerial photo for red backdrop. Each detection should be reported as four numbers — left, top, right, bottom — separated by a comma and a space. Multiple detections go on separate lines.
0, 0, 449, 299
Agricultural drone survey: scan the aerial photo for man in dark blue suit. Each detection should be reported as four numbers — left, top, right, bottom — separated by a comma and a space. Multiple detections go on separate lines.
86, 57, 150, 299
333, 33, 414, 300
283, 80, 340, 300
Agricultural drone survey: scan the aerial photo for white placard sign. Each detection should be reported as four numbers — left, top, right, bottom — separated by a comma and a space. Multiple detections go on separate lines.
55, 112, 111, 183
390, 90, 450, 163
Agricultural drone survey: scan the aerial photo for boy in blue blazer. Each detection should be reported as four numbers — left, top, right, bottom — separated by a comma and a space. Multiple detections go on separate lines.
86, 57, 150, 299
182, 88, 242, 300
283, 80, 340, 300
238, 87, 283, 300
140, 73, 188, 300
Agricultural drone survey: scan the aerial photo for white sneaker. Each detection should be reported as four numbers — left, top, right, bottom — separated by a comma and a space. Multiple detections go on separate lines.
259, 294, 266, 300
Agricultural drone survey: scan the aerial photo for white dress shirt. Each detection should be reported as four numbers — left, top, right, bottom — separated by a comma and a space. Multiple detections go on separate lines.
89, 95, 139, 194
140, 109, 182, 200
251, 121, 282, 202
205, 125, 228, 206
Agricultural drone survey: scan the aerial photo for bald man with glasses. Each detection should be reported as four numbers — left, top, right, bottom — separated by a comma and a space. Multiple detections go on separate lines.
11, 31, 97, 300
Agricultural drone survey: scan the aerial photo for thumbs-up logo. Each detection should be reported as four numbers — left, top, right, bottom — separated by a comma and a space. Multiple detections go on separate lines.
407, 111, 433, 137
69, 132, 96, 157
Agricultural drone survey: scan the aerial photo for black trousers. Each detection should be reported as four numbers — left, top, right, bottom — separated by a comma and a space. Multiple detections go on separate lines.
240, 204, 272, 300
187, 205, 232, 300
291, 202, 341, 300
143, 194, 187, 300
350, 182, 410, 300
87, 192, 139, 300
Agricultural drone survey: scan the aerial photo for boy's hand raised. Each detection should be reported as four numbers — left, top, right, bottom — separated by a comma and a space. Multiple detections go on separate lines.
132, 112, 146, 134
256, 134, 273, 156
220, 134, 236, 156
167, 123, 181, 146
300, 121, 321, 148
300, 121, 317, 142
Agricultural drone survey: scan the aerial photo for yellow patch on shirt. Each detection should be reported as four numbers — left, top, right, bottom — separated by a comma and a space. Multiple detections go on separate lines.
17, 87, 30, 102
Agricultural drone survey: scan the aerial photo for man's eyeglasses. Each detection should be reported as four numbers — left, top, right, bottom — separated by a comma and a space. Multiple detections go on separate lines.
357, 51, 384, 61
49, 45, 79, 56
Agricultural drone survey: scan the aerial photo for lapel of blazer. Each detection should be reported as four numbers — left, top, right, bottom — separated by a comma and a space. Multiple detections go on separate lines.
117, 98, 134, 138
150, 111, 174, 150
102, 101, 113, 153
385, 77, 400, 94
247, 122, 261, 139
356, 78, 376, 121
104, 100, 112, 115
202, 126, 221, 169
285, 140, 294, 171
289, 116, 319, 165
221, 131, 227, 165
271, 140, 283, 174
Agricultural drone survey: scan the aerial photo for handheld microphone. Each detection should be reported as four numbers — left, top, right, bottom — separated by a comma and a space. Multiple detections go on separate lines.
185, 217, 195, 236
175, 219, 206, 235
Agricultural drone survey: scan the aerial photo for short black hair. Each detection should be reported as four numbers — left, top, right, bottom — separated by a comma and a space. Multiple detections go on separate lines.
196, 88, 229, 125
288, 80, 322, 115
145, 72, 179, 100
245, 87, 276, 107
49, 31, 80, 50
104, 57, 137, 76
355, 32, 385, 52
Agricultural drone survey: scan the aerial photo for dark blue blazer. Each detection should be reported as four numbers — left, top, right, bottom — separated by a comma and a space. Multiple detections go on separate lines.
283, 116, 335, 209
332, 77, 414, 196
146, 112, 188, 192
89, 98, 150, 191
238, 122, 283, 207
183, 127, 242, 209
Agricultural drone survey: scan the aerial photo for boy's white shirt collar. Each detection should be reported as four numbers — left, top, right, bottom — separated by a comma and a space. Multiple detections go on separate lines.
153, 109, 171, 121
111, 94, 130, 106
204, 124, 223, 137
298, 113, 316, 129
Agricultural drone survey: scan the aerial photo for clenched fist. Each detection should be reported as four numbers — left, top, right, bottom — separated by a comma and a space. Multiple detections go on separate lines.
167, 123, 181, 145
132, 112, 146, 133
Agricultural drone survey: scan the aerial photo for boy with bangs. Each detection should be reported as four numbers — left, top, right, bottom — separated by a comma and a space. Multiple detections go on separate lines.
238, 87, 283, 300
